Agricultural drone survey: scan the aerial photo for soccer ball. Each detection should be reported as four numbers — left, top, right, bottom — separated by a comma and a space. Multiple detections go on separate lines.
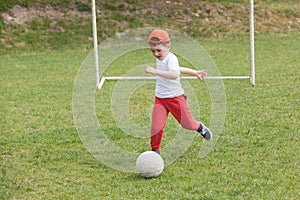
136, 151, 164, 178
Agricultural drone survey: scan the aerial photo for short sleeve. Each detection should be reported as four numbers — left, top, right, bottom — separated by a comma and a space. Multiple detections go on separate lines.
167, 53, 180, 72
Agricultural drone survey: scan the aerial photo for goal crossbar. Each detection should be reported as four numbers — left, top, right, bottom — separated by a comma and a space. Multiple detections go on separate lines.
97, 76, 250, 90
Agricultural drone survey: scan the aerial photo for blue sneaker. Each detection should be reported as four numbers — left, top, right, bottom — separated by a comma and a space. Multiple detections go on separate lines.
198, 123, 212, 140
152, 150, 160, 155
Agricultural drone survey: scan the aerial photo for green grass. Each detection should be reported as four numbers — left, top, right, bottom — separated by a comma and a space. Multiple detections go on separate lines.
1, 33, 299, 199
1, 0, 299, 52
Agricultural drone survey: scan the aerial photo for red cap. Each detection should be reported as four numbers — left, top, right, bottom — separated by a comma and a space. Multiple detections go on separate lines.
148, 29, 170, 45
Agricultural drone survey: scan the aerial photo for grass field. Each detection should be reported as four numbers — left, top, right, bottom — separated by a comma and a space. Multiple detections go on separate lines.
0, 32, 299, 199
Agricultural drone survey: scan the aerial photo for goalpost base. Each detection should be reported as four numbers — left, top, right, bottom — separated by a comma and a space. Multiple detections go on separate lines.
97, 76, 250, 90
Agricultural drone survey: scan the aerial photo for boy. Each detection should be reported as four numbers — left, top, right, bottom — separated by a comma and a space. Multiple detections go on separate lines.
145, 29, 212, 154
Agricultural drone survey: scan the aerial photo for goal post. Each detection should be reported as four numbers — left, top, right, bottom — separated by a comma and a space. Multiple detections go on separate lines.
92, 0, 99, 87
249, 0, 255, 86
91, 0, 255, 89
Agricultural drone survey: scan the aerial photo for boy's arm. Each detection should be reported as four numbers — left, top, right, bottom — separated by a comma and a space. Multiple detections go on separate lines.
145, 66, 179, 80
180, 67, 207, 80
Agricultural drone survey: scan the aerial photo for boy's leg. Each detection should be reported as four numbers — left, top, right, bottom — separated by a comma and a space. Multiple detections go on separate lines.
166, 95, 200, 131
167, 95, 212, 140
150, 97, 168, 151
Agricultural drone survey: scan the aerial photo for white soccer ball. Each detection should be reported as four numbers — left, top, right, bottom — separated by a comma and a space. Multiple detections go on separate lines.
136, 151, 164, 178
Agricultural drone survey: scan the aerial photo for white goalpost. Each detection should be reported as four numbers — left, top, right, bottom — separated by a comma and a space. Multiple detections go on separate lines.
249, 0, 255, 85
91, 0, 255, 89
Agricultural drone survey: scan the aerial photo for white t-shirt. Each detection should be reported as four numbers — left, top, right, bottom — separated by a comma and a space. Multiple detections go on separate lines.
155, 52, 184, 98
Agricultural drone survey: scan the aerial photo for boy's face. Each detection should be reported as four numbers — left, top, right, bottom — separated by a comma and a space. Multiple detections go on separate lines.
150, 44, 170, 61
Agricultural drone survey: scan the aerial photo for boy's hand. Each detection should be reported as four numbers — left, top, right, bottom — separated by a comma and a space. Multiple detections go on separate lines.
196, 70, 207, 80
145, 66, 157, 75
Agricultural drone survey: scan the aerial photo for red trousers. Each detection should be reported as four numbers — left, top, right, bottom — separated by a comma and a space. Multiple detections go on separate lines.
150, 95, 201, 151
